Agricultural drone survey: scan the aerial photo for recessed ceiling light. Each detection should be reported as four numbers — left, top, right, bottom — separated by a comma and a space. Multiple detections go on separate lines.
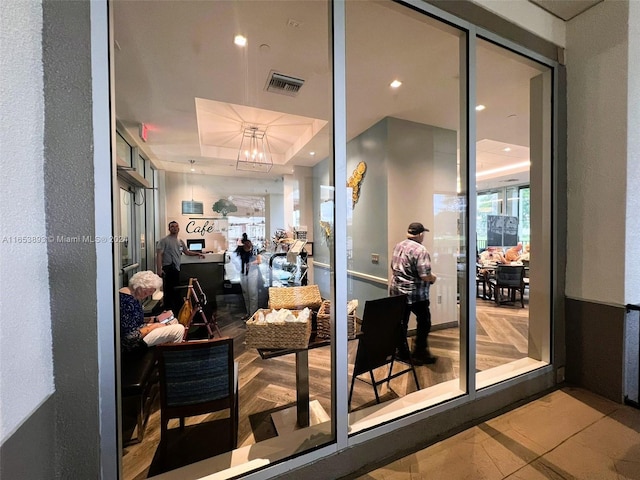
390, 80, 402, 88
234, 35, 247, 47
475, 105, 486, 111
503, 147, 511, 152
310, 151, 316, 156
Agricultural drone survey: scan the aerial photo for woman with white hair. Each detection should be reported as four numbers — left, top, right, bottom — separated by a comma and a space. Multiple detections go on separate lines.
120, 270, 185, 351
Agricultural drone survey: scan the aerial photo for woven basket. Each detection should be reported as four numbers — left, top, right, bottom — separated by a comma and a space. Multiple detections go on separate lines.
268, 285, 323, 311
316, 300, 357, 339
245, 309, 312, 349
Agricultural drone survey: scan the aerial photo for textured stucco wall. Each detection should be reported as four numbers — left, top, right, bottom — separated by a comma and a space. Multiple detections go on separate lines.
566, 0, 629, 305
626, 0, 640, 304
0, 0, 53, 443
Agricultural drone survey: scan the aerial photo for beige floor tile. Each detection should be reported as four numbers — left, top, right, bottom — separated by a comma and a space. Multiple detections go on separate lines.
504, 461, 572, 480
615, 459, 640, 480
539, 439, 620, 479
572, 411, 640, 462
411, 441, 505, 480
362, 388, 640, 480
485, 390, 610, 451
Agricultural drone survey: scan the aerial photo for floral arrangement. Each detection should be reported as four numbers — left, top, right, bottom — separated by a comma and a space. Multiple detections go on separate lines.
272, 228, 294, 250
319, 220, 333, 247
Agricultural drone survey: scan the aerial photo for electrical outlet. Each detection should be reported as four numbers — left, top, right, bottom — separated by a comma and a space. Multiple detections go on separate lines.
371, 253, 379, 264
437, 295, 442, 304
556, 366, 565, 383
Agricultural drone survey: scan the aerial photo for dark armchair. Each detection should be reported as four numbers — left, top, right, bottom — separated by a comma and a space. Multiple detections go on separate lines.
488, 265, 526, 307
156, 337, 238, 463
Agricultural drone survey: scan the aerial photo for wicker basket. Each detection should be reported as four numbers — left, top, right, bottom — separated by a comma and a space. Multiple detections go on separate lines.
268, 285, 323, 311
245, 309, 312, 349
316, 300, 357, 339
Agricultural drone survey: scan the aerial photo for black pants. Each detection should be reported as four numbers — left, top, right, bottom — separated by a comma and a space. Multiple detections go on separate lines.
162, 265, 181, 314
399, 299, 432, 355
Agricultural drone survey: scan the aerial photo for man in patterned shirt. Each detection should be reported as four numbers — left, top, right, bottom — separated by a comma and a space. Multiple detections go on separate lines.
390, 222, 438, 365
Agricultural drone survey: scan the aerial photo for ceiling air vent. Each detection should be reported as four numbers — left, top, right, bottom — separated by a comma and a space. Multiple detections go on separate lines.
265, 71, 304, 97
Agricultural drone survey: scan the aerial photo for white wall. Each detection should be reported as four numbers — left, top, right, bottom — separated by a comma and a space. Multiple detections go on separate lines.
565, 0, 629, 304
0, 0, 53, 442
471, 0, 566, 47
386, 118, 458, 327
162, 172, 285, 250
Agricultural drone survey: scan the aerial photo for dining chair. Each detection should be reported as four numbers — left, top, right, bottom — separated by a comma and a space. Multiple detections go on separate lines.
156, 337, 238, 464
476, 264, 488, 299
348, 295, 420, 410
488, 265, 526, 307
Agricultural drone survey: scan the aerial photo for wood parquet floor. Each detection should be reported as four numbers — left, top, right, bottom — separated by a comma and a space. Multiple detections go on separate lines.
122, 295, 529, 479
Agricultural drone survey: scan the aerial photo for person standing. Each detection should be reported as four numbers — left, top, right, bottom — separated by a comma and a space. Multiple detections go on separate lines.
390, 222, 438, 365
156, 221, 205, 314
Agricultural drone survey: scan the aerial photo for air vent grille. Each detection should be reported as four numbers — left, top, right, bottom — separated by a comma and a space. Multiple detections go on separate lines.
265, 71, 304, 97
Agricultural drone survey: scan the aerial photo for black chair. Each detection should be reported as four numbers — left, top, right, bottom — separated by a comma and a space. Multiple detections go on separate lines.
348, 295, 420, 410
156, 338, 238, 463
120, 345, 158, 446
488, 265, 526, 307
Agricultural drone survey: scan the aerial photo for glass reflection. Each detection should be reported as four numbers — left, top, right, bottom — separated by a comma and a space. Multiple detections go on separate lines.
114, 0, 334, 477
345, 1, 466, 431
475, 38, 552, 388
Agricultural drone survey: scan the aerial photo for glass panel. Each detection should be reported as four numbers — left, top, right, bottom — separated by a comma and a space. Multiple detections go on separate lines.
475, 38, 551, 388
346, 1, 466, 432
136, 153, 146, 178
120, 187, 133, 270
116, 132, 132, 168
114, 1, 333, 477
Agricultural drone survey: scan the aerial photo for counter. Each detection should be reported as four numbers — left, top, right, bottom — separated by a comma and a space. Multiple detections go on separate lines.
179, 253, 226, 317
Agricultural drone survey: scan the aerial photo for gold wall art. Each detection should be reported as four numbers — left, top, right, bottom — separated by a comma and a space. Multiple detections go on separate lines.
347, 161, 367, 207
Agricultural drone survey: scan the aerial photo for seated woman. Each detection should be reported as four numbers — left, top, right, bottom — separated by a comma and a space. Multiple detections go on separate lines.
505, 242, 523, 262
120, 270, 185, 352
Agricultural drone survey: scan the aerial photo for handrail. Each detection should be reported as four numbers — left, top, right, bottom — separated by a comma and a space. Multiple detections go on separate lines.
313, 261, 388, 286
121, 263, 140, 274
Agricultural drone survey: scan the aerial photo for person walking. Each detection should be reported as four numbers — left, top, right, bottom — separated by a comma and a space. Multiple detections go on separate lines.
390, 222, 438, 365
155, 221, 205, 314
234, 236, 263, 320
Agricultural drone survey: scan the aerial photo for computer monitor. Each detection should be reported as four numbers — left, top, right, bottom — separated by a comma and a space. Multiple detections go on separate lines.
187, 239, 205, 251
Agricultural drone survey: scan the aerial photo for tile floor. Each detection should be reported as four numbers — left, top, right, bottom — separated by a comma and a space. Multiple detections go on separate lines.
355, 386, 640, 480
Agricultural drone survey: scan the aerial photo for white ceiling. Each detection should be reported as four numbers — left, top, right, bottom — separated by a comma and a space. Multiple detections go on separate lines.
113, 1, 553, 190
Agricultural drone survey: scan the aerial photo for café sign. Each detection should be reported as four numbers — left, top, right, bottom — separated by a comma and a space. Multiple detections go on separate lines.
185, 219, 227, 236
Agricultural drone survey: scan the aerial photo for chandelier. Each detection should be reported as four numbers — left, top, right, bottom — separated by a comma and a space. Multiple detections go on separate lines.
236, 126, 273, 173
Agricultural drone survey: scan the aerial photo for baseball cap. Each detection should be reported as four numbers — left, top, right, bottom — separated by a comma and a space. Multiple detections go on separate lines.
407, 222, 429, 235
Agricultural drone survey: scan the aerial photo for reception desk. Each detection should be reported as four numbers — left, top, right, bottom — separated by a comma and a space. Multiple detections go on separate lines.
179, 253, 225, 316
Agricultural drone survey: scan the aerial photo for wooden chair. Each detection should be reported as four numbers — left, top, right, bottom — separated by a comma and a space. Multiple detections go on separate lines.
348, 295, 420, 410
176, 278, 221, 340
488, 265, 526, 307
156, 338, 238, 463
